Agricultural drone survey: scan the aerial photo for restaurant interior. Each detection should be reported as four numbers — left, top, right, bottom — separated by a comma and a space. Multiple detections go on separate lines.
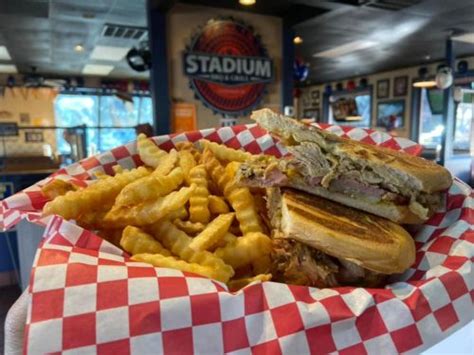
0, 0, 473, 352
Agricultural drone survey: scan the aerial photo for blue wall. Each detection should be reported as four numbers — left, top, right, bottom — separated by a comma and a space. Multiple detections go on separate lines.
0, 231, 18, 272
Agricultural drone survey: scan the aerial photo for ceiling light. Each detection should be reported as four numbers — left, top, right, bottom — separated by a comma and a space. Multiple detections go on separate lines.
0, 64, 17, 73
90, 45, 129, 61
82, 64, 114, 76
293, 36, 303, 45
239, 0, 256, 5
413, 80, 437, 88
313, 40, 378, 58
345, 115, 362, 121
452, 32, 474, 44
74, 44, 84, 53
0, 46, 12, 60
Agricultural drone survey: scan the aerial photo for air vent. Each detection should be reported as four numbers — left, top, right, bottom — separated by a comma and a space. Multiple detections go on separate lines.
102, 24, 147, 40
365, 0, 421, 11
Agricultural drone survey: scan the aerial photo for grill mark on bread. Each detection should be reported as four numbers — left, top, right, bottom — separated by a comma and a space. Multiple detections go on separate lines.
284, 191, 394, 243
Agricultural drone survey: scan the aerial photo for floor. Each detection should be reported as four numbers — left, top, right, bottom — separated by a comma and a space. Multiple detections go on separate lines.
0, 285, 22, 354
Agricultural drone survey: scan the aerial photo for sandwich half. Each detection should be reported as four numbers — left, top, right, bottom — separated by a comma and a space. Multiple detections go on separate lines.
268, 188, 416, 287
238, 109, 452, 224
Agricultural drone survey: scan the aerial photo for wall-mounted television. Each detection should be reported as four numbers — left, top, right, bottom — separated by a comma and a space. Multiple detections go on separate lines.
427, 89, 444, 115
330, 98, 361, 121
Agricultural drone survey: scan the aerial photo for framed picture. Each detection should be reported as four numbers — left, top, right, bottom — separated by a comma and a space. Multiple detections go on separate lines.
20, 113, 31, 124
25, 130, 44, 143
393, 76, 408, 96
377, 79, 389, 99
303, 109, 319, 120
0, 122, 19, 137
301, 91, 312, 109
376, 100, 405, 129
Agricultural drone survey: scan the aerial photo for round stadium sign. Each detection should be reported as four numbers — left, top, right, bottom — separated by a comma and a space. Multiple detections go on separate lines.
183, 17, 274, 117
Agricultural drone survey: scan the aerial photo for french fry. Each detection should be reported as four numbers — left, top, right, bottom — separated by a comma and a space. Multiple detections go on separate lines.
173, 219, 205, 235
178, 150, 196, 185
188, 165, 211, 223
76, 209, 112, 230
192, 151, 202, 164
112, 164, 125, 175
41, 179, 78, 200
93, 171, 109, 180
204, 151, 263, 234
114, 167, 184, 207
208, 195, 230, 214
149, 220, 234, 281
175, 141, 194, 151
176, 141, 201, 162
222, 161, 248, 197
43, 137, 276, 284
137, 133, 167, 168
131, 254, 227, 281
120, 226, 171, 256
213, 232, 238, 249
225, 162, 264, 234
104, 185, 196, 226
167, 206, 188, 221
152, 149, 178, 176
202, 148, 228, 192
200, 139, 253, 163
227, 187, 264, 234
214, 232, 272, 269
43, 166, 150, 219
189, 213, 235, 251
227, 274, 272, 291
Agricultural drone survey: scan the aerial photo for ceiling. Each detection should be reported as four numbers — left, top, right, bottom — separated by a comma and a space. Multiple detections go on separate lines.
0, 0, 149, 79
0, 0, 473, 83
294, 0, 474, 83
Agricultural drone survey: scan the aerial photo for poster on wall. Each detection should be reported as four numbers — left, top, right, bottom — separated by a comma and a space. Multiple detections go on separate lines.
0, 122, 18, 136
393, 76, 408, 96
25, 130, 44, 143
377, 79, 389, 99
183, 17, 274, 117
171, 103, 197, 133
376, 100, 405, 129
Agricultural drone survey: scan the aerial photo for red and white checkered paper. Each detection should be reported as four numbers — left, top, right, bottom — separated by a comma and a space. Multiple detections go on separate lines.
1, 123, 473, 354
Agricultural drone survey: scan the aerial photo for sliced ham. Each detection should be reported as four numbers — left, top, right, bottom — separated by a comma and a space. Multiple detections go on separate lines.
325, 176, 409, 205
329, 176, 386, 199
263, 164, 289, 185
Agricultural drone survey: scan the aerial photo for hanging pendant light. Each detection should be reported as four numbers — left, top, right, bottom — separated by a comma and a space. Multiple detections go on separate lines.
413, 67, 436, 88
435, 66, 453, 89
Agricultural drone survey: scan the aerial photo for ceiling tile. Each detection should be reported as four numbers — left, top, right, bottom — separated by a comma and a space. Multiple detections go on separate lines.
0, 46, 12, 60
0, 64, 18, 73
90, 45, 129, 61
82, 64, 114, 75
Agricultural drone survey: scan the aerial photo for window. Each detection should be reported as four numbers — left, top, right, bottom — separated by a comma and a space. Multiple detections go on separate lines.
453, 90, 473, 153
419, 87, 473, 154
54, 94, 153, 156
328, 91, 372, 127
419, 88, 444, 149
